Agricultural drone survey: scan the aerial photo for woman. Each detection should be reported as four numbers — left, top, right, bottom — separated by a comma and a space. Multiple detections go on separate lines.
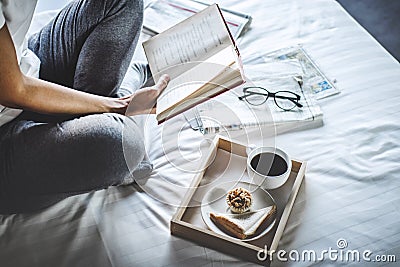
0, 0, 169, 213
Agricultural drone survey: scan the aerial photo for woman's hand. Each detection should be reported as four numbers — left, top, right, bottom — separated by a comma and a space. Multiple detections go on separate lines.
115, 74, 170, 116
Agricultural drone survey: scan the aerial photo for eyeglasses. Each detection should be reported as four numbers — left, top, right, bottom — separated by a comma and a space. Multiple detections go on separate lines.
238, 87, 303, 111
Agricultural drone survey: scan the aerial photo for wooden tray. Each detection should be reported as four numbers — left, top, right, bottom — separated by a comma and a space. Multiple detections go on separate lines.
171, 135, 306, 265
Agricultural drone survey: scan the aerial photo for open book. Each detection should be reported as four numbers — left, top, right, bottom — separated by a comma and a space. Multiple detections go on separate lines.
142, 4, 245, 123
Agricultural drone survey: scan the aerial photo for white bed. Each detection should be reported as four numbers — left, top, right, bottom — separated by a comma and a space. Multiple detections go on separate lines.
1, 0, 399, 266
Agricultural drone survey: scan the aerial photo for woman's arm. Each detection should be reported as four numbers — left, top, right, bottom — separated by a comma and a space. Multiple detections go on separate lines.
0, 25, 168, 116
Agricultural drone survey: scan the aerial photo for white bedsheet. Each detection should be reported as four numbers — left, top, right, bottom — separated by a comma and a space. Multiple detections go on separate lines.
1, 0, 399, 266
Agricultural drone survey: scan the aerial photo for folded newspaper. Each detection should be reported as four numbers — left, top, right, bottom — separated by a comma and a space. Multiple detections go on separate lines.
186, 46, 330, 135
143, 0, 252, 39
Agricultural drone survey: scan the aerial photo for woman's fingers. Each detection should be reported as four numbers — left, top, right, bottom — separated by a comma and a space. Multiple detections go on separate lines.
122, 74, 170, 116
149, 107, 157, 114
153, 74, 170, 94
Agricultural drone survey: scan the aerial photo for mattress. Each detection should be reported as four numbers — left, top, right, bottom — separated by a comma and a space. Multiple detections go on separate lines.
1, 0, 399, 266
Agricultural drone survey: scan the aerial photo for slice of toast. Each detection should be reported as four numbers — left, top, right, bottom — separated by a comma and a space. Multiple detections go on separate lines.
209, 205, 276, 239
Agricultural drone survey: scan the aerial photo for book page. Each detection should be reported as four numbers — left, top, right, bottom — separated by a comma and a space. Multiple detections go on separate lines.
143, 4, 231, 81
156, 46, 237, 115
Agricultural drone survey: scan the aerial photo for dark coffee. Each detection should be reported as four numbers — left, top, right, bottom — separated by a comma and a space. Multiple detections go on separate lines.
250, 152, 288, 176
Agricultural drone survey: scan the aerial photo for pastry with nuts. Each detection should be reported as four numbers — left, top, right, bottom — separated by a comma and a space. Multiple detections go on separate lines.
226, 187, 252, 214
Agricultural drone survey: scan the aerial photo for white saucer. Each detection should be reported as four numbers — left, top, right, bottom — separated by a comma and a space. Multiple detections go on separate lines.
201, 181, 277, 241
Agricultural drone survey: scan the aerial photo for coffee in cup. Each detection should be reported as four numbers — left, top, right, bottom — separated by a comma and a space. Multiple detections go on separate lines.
247, 147, 291, 189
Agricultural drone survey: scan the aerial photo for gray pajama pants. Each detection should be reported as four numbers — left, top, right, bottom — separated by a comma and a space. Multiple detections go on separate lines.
0, 0, 150, 214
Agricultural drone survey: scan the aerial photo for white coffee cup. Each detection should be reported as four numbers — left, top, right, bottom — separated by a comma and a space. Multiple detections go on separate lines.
246, 146, 292, 189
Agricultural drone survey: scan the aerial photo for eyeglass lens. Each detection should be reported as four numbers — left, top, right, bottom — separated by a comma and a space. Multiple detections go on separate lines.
274, 91, 299, 110
243, 87, 268, 105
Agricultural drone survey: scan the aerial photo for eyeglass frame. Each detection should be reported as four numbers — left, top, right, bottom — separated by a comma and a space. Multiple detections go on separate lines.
238, 86, 303, 111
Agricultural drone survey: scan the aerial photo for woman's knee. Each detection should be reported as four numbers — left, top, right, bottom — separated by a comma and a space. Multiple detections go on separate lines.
121, 0, 144, 35
106, 0, 144, 25
84, 0, 143, 29
66, 114, 146, 177
119, 115, 147, 172
90, 113, 144, 155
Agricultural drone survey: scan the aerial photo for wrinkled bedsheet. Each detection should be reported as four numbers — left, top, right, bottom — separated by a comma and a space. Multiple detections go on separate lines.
1, 0, 399, 266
